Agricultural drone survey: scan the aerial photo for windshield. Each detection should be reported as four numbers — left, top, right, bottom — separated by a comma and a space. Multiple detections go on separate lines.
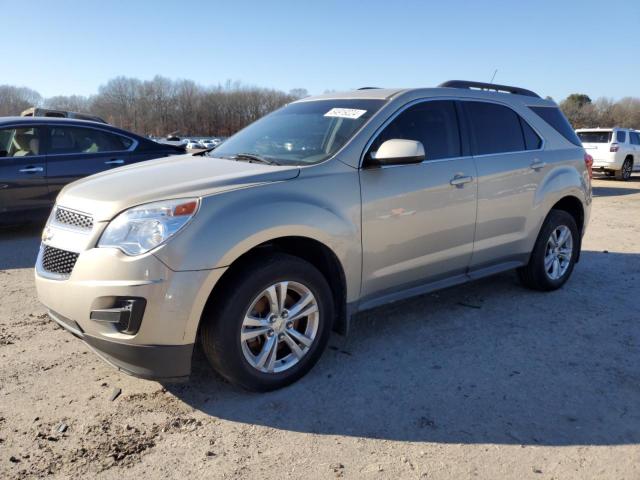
578, 131, 612, 143
210, 99, 386, 165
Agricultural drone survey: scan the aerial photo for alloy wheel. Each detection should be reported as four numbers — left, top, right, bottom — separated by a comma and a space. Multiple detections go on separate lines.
240, 281, 319, 373
544, 225, 573, 280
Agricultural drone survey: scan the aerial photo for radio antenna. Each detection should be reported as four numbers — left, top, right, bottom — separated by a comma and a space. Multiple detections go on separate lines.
490, 69, 498, 84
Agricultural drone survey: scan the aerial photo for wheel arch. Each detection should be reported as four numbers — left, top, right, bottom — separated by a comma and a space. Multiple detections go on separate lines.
551, 195, 585, 236
197, 236, 350, 340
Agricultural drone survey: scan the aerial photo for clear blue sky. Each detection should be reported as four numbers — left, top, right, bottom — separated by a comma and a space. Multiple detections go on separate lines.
3, 0, 639, 101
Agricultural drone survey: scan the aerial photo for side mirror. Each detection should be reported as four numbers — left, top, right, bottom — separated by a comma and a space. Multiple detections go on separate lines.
368, 139, 425, 167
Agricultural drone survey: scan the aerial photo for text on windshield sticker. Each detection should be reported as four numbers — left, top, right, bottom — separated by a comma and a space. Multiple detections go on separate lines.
324, 108, 367, 119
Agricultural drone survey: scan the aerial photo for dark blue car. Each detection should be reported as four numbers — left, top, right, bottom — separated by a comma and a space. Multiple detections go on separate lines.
0, 117, 185, 225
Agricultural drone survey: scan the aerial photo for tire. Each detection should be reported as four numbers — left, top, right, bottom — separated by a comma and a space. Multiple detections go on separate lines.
200, 253, 334, 391
615, 158, 633, 181
517, 210, 579, 291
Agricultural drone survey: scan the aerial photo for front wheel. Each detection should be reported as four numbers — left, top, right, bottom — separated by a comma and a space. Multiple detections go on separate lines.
200, 253, 334, 391
517, 210, 579, 291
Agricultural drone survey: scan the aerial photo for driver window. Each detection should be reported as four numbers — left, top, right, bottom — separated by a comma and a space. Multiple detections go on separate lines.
0, 127, 42, 158
368, 100, 461, 161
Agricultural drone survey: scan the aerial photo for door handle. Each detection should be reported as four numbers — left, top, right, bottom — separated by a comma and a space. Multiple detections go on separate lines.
530, 160, 547, 170
104, 159, 125, 165
450, 175, 473, 187
18, 166, 44, 173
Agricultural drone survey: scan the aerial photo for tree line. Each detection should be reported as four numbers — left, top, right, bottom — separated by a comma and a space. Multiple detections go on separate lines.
1, 77, 638, 136
0, 76, 307, 137
557, 94, 640, 130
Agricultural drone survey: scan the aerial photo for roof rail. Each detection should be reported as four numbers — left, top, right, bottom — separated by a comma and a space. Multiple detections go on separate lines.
438, 80, 540, 98
357, 87, 380, 90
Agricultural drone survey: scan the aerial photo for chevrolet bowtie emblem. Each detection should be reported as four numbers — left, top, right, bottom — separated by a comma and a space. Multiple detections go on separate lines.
41, 227, 54, 242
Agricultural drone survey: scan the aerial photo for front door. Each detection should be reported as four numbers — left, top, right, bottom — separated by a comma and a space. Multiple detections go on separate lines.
0, 125, 49, 223
360, 100, 478, 302
45, 125, 132, 201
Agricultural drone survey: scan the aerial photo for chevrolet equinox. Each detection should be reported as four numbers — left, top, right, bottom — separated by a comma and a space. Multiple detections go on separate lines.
35, 81, 592, 391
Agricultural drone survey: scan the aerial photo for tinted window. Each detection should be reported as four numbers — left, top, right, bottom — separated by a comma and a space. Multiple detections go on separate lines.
520, 118, 542, 150
630, 132, 640, 145
48, 127, 132, 155
577, 131, 612, 143
370, 100, 461, 160
529, 106, 582, 146
616, 130, 626, 143
0, 127, 42, 157
465, 102, 525, 155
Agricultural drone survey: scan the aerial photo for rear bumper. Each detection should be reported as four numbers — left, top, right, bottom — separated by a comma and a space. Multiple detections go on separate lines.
49, 309, 193, 379
589, 152, 624, 170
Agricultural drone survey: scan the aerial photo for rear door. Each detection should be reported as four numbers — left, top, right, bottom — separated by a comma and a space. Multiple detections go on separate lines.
0, 125, 50, 223
45, 125, 133, 201
577, 130, 612, 161
462, 100, 545, 271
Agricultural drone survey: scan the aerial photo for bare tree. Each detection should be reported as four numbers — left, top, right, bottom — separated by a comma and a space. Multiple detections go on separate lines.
0, 85, 42, 116
560, 94, 640, 129
45, 95, 93, 113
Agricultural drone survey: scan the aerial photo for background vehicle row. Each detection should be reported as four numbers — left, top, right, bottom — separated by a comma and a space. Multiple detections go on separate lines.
0, 117, 184, 224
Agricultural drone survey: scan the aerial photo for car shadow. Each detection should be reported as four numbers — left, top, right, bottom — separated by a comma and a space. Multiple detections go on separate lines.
166, 250, 640, 446
0, 223, 42, 269
592, 174, 640, 197
592, 186, 640, 197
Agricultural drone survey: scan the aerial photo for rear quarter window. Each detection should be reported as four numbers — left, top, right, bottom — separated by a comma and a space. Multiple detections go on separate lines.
520, 118, 542, 150
529, 106, 582, 146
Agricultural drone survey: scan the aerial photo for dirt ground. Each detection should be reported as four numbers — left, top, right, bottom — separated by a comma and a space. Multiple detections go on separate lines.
1, 175, 639, 479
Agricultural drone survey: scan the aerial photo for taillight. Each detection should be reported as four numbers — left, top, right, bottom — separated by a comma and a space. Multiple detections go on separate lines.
610, 143, 619, 152
584, 153, 593, 179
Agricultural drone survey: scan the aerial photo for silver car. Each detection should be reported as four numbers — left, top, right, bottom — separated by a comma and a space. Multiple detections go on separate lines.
35, 80, 592, 391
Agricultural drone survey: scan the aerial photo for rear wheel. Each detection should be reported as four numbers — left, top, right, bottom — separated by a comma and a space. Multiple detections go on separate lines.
200, 253, 334, 391
517, 210, 579, 291
615, 158, 633, 181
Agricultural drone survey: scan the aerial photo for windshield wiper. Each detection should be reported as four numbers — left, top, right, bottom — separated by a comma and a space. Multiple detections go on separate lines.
225, 153, 281, 166
194, 147, 217, 156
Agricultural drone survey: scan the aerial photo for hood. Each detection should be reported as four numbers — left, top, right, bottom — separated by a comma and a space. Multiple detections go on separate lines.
57, 154, 300, 221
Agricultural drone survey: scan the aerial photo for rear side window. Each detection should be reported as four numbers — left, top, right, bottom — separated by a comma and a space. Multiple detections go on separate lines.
370, 100, 461, 161
529, 106, 582, 146
616, 130, 627, 143
464, 102, 525, 155
630, 131, 640, 145
49, 127, 133, 155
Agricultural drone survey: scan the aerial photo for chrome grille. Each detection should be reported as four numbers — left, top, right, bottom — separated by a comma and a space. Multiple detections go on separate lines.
55, 208, 93, 230
41, 245, 79, 276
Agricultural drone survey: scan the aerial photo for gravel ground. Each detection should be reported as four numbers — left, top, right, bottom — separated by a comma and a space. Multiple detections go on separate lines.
1, 176, 639, 479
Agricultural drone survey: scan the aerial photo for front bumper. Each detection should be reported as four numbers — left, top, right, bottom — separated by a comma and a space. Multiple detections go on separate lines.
49, 310, 193, 379
35, 241, 227, 380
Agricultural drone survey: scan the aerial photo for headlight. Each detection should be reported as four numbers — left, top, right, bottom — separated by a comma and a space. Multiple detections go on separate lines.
98, 198, 199, 255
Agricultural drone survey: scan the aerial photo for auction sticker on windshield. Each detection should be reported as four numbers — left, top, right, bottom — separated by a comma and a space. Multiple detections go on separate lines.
324, 108, 367, 119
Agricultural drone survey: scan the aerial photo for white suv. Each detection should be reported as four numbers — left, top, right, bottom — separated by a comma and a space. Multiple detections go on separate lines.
576, 128, 639, 180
